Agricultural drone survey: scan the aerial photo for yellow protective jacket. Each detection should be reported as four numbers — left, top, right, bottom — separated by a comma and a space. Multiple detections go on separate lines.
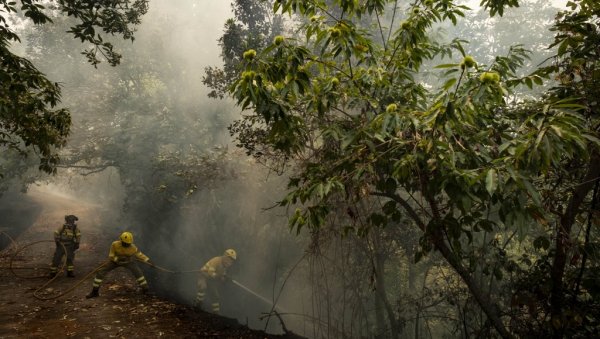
108, 241, 149, 264
200, 256, 228, 279
54, 224, 81, 244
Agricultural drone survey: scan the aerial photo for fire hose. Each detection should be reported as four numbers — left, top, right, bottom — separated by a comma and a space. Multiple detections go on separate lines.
1, 230, 289, 315
1, 231, 296, 335
1, 231, 111, 300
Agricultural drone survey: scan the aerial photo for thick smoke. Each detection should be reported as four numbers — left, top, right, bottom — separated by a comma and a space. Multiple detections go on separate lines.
4, 0, 570, 338
6, 0, 311, 335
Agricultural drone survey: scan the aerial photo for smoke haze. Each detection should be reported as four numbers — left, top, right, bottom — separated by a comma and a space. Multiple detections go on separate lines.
1, 0, 574, 337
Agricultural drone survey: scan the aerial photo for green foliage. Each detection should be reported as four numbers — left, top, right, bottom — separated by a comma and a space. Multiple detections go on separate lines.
59, 0, 149, 67
480, 0, 520, 17
0, 39, 70, 173
231, 0, 588, 242
227, 0, 600, 336
0, 0, 148, 175
203, 0, 284, 99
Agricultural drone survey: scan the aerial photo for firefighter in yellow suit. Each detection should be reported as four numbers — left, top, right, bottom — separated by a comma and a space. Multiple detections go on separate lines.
49, 215, 81, 277
86, 231, 151, 298
195, 249, 237, 314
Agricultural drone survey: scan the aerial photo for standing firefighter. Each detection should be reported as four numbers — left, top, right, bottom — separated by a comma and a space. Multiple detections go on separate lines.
86, 231, 151, 298
195, 249, 237, 314
49, 215, 80, 278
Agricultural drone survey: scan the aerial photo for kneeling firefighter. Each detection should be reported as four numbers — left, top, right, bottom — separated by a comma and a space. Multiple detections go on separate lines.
195, 249, 237, 314
86, 231, 151, 298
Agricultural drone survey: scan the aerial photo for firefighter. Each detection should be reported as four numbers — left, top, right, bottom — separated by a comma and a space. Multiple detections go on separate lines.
194, 249, 237, 314
49, 215, 81, 278
86, 231, 151, 298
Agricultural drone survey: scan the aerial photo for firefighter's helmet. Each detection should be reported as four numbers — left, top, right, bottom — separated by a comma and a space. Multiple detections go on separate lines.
120, 231, 133, 244
65, 215, 78, 223
224, 249, 237, 260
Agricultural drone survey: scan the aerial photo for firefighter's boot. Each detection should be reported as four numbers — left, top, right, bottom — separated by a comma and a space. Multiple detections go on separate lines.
86, 287, 99, 299
48, 272, 57, 278
67, 271, 75, 278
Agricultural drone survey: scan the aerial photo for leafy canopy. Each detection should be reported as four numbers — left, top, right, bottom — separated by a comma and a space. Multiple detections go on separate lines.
0, 0, 148, 174
232, 0, 590, 238
229, 0, 599, 336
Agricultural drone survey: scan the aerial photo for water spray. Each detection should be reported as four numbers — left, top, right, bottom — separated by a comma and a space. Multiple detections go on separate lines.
231, 279, 288, 314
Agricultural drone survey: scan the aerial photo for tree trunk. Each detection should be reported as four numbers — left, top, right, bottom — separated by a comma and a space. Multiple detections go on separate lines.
374, 285, 386, 338
379, 192, 513, 338
550, 152, 600, 336
432, 232, 512, 339
373, 232, 400, 339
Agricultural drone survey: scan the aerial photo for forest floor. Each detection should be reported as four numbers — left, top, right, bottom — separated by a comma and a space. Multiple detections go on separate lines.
0, 188, 303, 339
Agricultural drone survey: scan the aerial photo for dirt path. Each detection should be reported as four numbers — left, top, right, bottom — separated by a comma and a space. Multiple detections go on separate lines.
0, 188, 301, 338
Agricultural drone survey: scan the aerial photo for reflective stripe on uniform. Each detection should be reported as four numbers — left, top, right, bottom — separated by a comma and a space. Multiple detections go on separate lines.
137, 276, 148, 286
195, 292, 205, 302
67, 265, 74, 271
211, 303, 220, 312
50, 266, 58, 273
93, 278, 102, 287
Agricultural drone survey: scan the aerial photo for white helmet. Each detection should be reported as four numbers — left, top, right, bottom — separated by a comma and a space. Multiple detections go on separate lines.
224, 249, 237, 260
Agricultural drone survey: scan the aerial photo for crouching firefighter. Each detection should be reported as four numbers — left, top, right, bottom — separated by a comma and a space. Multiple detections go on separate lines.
194, 249, 237, 314
49, 215, 81, 278
86, 231, 151, 298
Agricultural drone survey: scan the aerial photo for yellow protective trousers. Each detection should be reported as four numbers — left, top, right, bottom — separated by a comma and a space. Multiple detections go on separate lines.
92, 261, 148, 290
195, 274, 221, 313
